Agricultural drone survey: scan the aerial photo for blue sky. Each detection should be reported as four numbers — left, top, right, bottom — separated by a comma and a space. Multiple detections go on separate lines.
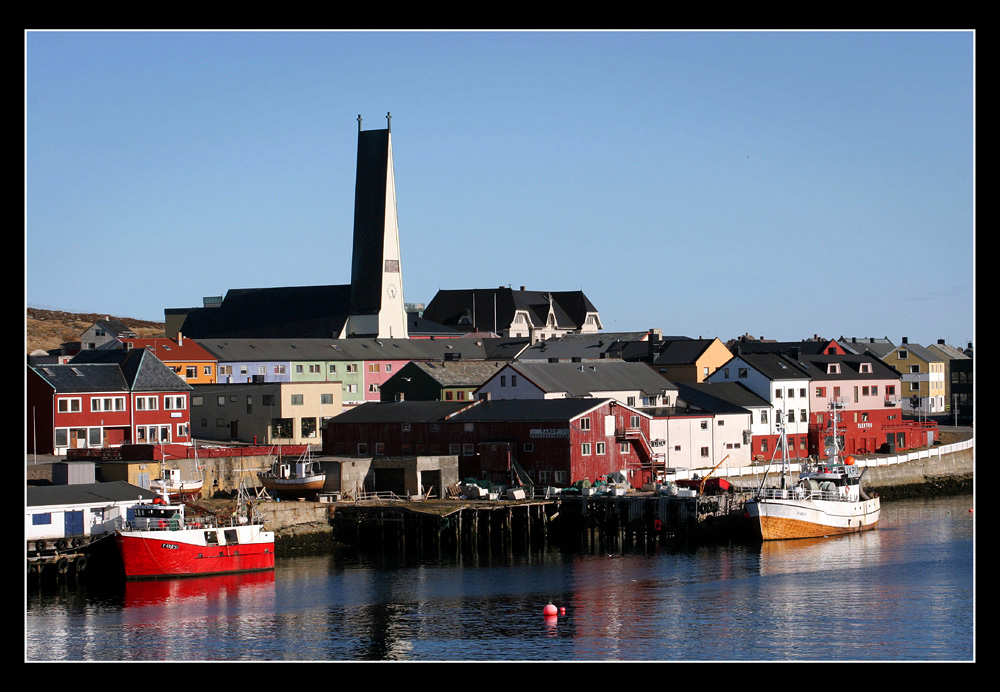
25, 30, 974, 347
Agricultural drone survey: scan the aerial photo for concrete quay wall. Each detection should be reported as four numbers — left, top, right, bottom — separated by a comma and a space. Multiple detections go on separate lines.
864, 444, 974, 498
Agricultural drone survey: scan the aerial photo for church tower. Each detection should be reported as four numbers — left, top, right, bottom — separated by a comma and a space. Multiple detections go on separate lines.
342, 113, 409, 339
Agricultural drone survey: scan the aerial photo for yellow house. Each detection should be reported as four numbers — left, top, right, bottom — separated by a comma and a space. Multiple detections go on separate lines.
883, 340, 946, 415
648, 338, 733, 383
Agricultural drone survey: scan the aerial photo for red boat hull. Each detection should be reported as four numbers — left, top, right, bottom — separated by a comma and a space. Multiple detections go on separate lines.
115, 530, 275, 579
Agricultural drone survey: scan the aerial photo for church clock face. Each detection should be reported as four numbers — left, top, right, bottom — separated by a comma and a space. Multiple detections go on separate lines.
386, 282, 398, 299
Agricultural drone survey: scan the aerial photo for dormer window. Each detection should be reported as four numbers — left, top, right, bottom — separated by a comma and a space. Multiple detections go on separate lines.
860, 363, 872, 374
827, 363, 840, 374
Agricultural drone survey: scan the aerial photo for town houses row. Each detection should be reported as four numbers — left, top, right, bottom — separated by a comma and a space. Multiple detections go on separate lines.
27, 312, 972, 491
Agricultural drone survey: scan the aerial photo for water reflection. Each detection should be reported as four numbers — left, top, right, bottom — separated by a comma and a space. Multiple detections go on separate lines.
26, 494, 973, 661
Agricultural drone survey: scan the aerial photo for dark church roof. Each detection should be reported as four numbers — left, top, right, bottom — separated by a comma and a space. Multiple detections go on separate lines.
178, 285, 352, 339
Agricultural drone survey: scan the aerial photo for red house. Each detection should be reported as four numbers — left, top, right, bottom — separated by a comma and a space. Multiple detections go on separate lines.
324, 398, 655, 489
27, 349, 193, 455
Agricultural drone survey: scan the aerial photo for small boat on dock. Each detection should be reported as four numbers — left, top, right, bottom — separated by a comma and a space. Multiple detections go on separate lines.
745, 417, 880, 541
115, 493, 274, 579
150, 466, 204, 502
258, 450, 326, 500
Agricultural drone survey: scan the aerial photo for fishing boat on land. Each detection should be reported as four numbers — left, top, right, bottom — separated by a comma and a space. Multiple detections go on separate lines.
744, 415, 880, 541
115, 489, 274, 579
258, 450, 326, 500
150, 466, 204, 502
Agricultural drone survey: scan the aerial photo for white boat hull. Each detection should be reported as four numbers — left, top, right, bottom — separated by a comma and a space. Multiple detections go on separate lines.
746, 495, 880, 541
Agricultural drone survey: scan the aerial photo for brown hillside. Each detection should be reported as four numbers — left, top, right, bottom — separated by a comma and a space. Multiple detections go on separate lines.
26, 308, 165, 354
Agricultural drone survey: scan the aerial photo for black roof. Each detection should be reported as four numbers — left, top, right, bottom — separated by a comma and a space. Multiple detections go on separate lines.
178, 285, 353, 339
69, 348, 191, 392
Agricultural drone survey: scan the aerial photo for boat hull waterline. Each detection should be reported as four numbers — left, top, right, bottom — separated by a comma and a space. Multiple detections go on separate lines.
746, 496, 880, 541
115, 524, 275, 579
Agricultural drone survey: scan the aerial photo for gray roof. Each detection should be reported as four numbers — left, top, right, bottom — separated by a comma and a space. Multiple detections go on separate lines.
30, 362, 129, 394
794, 353, 900, 381
27, 481, 157, 508
404, 360, 509, 386
69, 348, 192, 392
888, 342, 944, 364
498, 360, 676, 397
926, 341, 971, 361
329, 400, 470, 423
730, 352, 812, 380
838, 337, 896, 357
675, 382, 770, 414
517, 332, 650, 362
196, 337, 488, 363
448, 398, 617, 422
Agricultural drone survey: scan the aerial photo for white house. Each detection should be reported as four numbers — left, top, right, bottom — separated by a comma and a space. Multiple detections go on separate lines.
27, 481, 157, 548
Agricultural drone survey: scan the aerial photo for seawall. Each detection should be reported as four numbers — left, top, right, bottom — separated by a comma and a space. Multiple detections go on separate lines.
864, 444, 974, 498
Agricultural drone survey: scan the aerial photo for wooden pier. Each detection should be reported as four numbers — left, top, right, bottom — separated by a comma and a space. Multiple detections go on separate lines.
331, 491, 756, 555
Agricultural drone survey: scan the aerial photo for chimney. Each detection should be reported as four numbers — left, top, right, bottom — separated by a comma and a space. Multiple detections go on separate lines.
177, 332, 184, 346
938, 339, 945, 345
395, 392, 405, 402
520, 286, 525, 291
902, 336, 908, 344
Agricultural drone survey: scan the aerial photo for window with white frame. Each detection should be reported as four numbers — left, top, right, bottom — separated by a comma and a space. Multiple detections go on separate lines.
581, 443, 591, 456
57, 398, 81, 413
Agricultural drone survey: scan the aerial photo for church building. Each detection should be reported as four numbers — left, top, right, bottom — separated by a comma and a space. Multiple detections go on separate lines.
168, 113, 409, 340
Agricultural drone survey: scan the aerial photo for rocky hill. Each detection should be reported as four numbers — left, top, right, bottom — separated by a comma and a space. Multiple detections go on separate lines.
26, 308, 165, 354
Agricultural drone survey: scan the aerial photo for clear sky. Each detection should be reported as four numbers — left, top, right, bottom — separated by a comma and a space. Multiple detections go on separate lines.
25, 30, 975, 348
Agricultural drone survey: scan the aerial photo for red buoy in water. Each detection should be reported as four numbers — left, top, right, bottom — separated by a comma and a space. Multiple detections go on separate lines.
543, 603, 557, 616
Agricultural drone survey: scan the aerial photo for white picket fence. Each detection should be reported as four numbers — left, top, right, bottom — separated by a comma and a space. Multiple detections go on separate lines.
689, 438, 974, 482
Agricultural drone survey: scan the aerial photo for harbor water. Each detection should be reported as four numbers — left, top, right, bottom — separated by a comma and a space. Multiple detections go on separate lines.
25, 493, 974, 662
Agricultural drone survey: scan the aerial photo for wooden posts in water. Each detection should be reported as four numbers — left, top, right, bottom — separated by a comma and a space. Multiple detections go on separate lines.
330, 492, 755, 556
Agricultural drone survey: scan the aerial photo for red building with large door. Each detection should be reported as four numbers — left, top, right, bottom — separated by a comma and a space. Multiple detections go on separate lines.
323, 398, 655, 489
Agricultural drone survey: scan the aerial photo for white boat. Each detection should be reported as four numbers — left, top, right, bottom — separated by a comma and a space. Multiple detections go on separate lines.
150, 466, 204, 502
258, 450, 326, 500
745, 414, 880, 541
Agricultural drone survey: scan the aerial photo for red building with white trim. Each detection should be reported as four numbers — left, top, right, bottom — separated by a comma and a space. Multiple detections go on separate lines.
27, 349, 193, 456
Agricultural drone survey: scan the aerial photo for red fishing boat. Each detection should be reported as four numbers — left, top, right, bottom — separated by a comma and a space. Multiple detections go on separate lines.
115, 495, 274, 579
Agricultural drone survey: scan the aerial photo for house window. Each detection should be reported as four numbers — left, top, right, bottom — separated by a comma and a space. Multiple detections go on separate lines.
456, 391, 466, 400
596, 442, 606, 455
816, 387, 826, 398
630, 415, 640, 428
346, 364, 358, 373
262, 394, 275, 406
511, 375, 517, 386
204, 366, 212, 376
344, 384, 358, 393
321, 394, 334, 405
369, 384, 380, 393
375, 442, 385, 456
738, 368, 748, 378
291, 394, 304, 405
296, 365, 304, 374
369, 364, 380, 373
258, 365, 266, 375
523, 442, 534, 453
627, 396, 636, 407
301, 418, 317, 438
449, 444, 460, 455
57, 398, 81, 413
581, 443, 591, 456
700, 447, 710, 457
580, 417, 591, 431
385, 364, 392, 373
274, 365, 286, 375
761, 410, 768, 424
219, 365, 232, 376
538, 470, 551, 483
445, 391, 454, 400
357, 443, 368, 455
186, 366, 196, 379
619, 442, 630, 454
554, 471, 567, 484
701, 421, 708, 430
329, 364, 337, 373
463, 444, 474, 455
500, 375, 507, 387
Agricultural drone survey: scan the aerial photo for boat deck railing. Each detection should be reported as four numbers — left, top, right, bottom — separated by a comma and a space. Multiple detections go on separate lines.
122, 511, 253, 532
756, 487, 847, 502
